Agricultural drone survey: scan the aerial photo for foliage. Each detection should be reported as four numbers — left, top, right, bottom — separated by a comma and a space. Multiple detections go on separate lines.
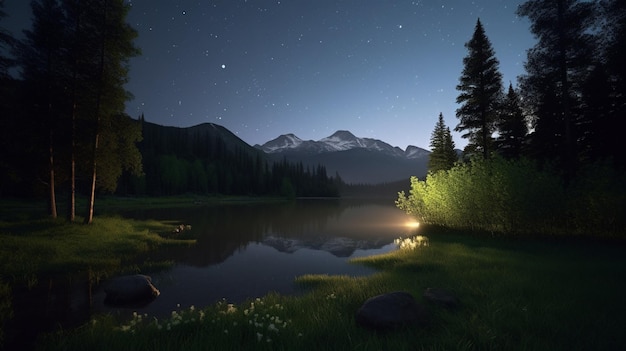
5, 0, 141, 221
38, 232, 626, 350
397, 156, 625, 237
455, 19, 503, 159
428, 113, 458, 173
516, 0, 603, 175
495, 84, 528, 159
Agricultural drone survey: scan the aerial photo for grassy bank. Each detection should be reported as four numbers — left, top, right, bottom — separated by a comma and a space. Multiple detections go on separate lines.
0, 216, 195, 287
0, 204, 198, 350
38, 230, 626, 351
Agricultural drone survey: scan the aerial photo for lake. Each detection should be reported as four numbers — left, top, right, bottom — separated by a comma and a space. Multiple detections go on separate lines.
9, 199, 418, 349
93, 199, 416, 318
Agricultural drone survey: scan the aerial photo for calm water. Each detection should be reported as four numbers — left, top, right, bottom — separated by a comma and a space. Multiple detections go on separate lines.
8, 199, 417, 349
92, 199, 416, 318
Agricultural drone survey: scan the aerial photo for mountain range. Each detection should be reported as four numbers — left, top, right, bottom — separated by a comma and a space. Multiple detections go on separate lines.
255, 130, 431, 184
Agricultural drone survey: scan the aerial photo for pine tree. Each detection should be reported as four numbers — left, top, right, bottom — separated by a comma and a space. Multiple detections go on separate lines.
428, 113, 458, 173
15, 0, 140, 221
455, 18, 503, 159
495, 84, 528, 159
17, 0, 69, 218
517, 0, 597, 178
68, 0, 140, 224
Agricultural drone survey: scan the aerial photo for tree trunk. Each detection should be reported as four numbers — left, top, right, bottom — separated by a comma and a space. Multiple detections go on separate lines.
69, 105, 76, 222
68, 1, 81, 223
85, 132, 98, 224
48, 130, 57, 219
85, 0, 108, 224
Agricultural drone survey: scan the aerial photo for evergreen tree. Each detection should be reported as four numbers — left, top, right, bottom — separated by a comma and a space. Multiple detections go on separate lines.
12, 0, 140, 221
17, 0, 69, 217
455, 18, 503, 159
428, 113, 458, 173
495, 84, 528, 159
517, 0, 597, 178
66, 0, 140, 223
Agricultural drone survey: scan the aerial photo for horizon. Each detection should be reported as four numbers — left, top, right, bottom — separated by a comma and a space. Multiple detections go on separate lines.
146, 118, 437, 151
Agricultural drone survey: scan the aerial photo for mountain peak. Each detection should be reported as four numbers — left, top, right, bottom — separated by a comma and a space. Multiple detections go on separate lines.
328, 130, 357, 140
259, 133, 304, 152
257, 129, 431, 183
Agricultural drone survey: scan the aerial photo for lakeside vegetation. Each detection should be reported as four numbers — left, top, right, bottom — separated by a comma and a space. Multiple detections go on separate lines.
0, 201, 197, 349
397, 157, 626, 238
36, 231, 626, 351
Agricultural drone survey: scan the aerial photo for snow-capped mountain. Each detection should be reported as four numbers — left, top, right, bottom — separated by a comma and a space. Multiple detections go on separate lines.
255, 130, 431, 184
258, 130, 417, 158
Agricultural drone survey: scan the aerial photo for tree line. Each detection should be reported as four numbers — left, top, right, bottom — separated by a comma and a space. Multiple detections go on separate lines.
119, 119, 339, 198
1, 0, 141, 223
410, 0, 626, 237
428, 1, 625, 180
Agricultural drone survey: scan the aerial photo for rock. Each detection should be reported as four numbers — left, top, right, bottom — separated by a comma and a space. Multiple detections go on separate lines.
423, 288, 460, 309
355, 291, 430, 331
104, 274, 160, 305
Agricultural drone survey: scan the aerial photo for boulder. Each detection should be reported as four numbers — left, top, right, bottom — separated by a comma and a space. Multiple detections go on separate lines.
104, 274, 160, 305
423, 288, 460, 309
355, 291, 430, 331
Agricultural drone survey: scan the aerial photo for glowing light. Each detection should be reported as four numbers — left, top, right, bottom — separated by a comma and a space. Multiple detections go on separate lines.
405, 220, 420, 228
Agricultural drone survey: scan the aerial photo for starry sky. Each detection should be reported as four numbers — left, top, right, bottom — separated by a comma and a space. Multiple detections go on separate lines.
4, 0, 535, 151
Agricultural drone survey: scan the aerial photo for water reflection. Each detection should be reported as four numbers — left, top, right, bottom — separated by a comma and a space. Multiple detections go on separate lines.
92, 199, 416, 318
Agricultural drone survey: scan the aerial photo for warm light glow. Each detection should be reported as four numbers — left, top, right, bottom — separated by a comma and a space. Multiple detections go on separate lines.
405, 221, 420, 229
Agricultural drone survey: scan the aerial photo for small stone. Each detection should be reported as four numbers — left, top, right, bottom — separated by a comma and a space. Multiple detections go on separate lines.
423, 288, 460, 309
355, 291, 430, 331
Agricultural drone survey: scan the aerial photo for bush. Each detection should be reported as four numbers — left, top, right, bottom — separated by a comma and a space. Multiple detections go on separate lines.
396, 157, 625, 237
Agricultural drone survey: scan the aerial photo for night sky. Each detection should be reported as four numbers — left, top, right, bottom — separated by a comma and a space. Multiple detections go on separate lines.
4, 1, 535, 150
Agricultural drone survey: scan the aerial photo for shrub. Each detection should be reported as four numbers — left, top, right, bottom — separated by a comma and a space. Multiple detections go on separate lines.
397, 157, 625, 237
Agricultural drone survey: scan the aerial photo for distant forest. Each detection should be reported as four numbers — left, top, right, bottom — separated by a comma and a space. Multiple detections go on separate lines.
118, 119, 341, 198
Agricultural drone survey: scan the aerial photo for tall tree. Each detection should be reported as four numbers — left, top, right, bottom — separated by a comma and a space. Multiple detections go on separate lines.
495, 83, 528, 159
428, 113, 458, 173
17, 0, 69, 217
74, 0, 139, 224
455, 18, 503, 159
517, 0, 597, 178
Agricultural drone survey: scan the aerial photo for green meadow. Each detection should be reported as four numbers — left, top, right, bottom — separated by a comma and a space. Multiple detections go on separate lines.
34, 227, 626, 351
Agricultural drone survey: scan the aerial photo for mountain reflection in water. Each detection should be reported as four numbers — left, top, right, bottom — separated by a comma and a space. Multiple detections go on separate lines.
92, 199, 418, 318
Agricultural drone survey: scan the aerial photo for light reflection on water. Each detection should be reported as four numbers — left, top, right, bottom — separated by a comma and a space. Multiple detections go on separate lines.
93, 199, 417, 318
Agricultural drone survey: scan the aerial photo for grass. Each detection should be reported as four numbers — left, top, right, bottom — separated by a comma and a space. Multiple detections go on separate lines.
0, 200, 199, 350
0, 215, 195, 286
36, 230, 626, 351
